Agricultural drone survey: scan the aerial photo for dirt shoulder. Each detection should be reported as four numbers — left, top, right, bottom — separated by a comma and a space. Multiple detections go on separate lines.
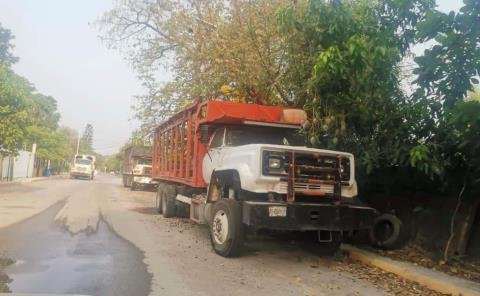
363, 244, 480, 283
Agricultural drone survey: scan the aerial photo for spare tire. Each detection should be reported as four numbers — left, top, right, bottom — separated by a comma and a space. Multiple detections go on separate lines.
369, 213, 403, 250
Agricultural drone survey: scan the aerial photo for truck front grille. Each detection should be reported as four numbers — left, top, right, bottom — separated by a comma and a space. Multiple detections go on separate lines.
279, 182, 334, 194
263, 150, 344, 203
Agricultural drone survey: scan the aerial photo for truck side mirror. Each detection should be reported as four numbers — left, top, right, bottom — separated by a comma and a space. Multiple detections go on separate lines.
200, 125, 209, 145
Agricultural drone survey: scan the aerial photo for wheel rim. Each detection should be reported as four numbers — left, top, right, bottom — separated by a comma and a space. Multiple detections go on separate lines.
212, 210, 229, 245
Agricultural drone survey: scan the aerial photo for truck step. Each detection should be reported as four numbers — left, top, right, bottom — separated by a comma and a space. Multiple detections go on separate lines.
190, 195, 207, 224
175, 194, 192, 205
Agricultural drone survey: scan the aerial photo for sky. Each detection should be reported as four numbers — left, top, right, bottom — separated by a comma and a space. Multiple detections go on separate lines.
0, 0, 465, 155
0, 1, 150, 155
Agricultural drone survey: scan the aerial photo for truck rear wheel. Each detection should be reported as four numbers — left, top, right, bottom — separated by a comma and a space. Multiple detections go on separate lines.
155, 186, 163, 214
162, 185, 176, 218
210, 199, 244, 257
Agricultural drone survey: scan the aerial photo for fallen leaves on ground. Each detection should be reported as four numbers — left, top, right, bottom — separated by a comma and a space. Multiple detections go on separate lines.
331, 255, 448, 296
365, 244, 480, 283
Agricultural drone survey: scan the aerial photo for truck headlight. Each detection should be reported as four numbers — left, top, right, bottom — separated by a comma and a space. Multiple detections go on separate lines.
268, 158, 282, 169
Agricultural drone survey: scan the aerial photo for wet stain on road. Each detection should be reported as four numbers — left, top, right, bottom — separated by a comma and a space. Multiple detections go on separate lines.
0, 202, 151, 296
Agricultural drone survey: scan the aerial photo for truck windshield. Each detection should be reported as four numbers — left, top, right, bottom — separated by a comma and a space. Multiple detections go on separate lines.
75, 159, 92, 165
225, 126, 303, 146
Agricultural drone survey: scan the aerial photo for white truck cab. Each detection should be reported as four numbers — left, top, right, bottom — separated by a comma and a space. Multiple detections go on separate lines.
202, 125, 358, 199
130, 164, 158, 191
70, 154, 96, 180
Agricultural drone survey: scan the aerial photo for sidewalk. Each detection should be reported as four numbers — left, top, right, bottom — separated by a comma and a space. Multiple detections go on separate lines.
342, 244, 480, 296
0, 294, 90, 296
0, 174, 68, 186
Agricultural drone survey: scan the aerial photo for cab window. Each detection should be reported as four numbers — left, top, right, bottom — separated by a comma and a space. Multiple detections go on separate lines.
209, 128, 225, 148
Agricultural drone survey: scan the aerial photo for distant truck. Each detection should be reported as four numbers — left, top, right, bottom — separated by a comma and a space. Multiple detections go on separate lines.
152, 100, 376, 257
70, 154, 96, 180
122, 146, 158, 190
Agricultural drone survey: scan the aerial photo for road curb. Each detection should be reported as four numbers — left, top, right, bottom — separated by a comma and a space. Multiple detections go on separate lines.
341, 244, 480, 296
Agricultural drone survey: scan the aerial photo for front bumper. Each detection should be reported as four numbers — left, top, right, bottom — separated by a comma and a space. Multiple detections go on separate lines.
133, 176, 158, 186
242, 201, 375, 231
70, 171, 91, 178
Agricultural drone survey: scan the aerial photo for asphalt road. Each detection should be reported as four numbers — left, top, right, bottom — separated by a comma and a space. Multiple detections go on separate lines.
0, 175, 388, 296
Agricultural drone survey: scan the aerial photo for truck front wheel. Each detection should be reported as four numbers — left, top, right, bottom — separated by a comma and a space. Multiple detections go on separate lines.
210, 199, 244, 257
162, 185, 176, 218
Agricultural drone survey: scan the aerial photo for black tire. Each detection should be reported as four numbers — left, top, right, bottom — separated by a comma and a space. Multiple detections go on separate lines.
210, 199, 244, 257
155, 186, 163, 214
369, 213, 403, 250
317, 231, 342, 256
131, 182, 137, 191
162, 185, 176, 218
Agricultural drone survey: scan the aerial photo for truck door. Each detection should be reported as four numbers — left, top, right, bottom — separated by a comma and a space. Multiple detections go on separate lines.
203, 128, 226, 183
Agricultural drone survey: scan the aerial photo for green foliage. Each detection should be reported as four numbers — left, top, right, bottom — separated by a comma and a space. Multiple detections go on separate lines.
0, 22, 91, 167
30, 94, 61, 129
446, 101, 480, 193
26, 126, 71, 161
279, 0, 434, 176
99, 0, 295, 135
100, 0, 479, 201
0, 65, 30, 155
82, 124, 94, 148
409, 0, 480, 199
414, 0, 480, 108
0, 23, 18, 66
105, 154, 122, 172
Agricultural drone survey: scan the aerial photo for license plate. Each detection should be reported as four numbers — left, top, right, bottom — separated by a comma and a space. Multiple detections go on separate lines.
269, 206, 287, 217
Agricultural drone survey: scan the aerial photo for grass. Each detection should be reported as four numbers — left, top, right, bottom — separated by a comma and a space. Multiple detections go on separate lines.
0, 257, 14, 293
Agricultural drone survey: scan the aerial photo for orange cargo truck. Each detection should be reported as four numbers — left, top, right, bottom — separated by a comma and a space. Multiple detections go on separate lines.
152, 100, 375, 257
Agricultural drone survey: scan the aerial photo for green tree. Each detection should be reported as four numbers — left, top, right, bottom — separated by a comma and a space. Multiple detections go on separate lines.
98, 0, 293, 134
0, 65, 30, 155
81, 123, 94, 151
411, 0, 480, 261
26, 126, 70, 161
415, 0, 480, 108
0, 22, 80, 173
278, 0, 434, 180
0, 22, 18, 66
0, 23, 29, 155
30, 94, 61, 129
105, 154, 122, 173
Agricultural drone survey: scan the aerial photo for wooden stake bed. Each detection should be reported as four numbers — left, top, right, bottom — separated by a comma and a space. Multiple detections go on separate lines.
152, 100, 305, 188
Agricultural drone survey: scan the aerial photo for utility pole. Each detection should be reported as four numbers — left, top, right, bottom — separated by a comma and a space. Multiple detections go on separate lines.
76, 134, 80, 155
